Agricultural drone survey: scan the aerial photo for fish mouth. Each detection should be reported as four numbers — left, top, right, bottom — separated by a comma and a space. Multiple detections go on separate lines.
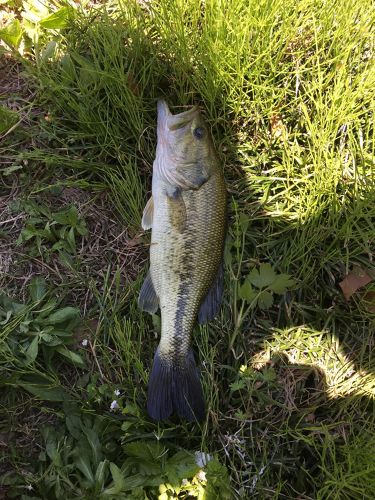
157, 100, 199, 132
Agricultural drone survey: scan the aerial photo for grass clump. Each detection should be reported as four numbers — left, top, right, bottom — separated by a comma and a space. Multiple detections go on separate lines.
1, 0, 375, 498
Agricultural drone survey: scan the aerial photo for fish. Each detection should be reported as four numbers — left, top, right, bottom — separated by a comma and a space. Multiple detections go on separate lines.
138, 100, 227, 421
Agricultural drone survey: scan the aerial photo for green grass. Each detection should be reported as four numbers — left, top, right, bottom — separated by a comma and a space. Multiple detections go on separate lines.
1, 0, 375, 498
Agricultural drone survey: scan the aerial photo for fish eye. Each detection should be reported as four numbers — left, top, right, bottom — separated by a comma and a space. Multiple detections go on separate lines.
193, 127, 204, 140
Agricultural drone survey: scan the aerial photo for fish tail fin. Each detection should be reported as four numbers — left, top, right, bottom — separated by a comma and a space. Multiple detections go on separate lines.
147, 348, 205, 422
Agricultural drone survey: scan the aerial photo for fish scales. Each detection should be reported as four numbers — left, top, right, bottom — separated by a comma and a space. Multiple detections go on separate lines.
152, 169, 225, 360
138, 100, 226, 421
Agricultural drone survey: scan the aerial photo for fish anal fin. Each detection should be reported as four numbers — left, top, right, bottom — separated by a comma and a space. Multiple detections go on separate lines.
142, 197, 154, 230
198, 263, 224, 324
147, 348, 205, 422
138, 271, 159, 314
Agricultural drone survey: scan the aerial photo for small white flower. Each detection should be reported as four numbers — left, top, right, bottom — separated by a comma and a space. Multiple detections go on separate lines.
114, 389, 121, 396
181, 478, 188, 486
110, 400, 119, 411
195, 451, 212, 468
26, 485, 33, 491
196, 470, 207, 482
81, 339, 88, 347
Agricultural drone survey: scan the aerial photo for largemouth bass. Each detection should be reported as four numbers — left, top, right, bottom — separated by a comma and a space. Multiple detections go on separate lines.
138, 100, 226, 421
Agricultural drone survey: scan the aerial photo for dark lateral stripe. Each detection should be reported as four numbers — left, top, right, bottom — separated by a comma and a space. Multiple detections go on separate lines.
172, 195, 197, 361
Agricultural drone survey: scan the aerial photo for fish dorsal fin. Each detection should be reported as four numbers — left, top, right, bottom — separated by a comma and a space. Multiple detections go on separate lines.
198, 262, 224, 324
142, 197, 154, 230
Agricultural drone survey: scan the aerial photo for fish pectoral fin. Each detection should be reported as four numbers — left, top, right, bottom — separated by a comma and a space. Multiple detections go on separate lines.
138, 271, 159, 314
141, 196, 154, 230
166, 188, 187, 233
174, 163, 209, 190
198, 262, 224, 324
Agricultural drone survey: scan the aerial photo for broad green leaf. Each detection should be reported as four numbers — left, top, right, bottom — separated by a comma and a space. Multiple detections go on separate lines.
67, 226, 76, 252
80, 66, 99, 87
55, 346, 85, 368
0, 19, 23, 49
65, 414, 82, 439
40, 332, 53, 342
52, 330, 76, 338
45, 437, 58, 461
238, 280, 256, 303
40, 7, 71, 29
20, 383, 67, 401
29, 276, 46, 301
74, 454, 94, 484
42, 336, 63, 347
258, 290, 273, 310
41, 40, 57, 61
269, 274, 295, 294
53, 206, 78, 226
95, 460, 109, 489
70, 52, 94, 69
34, 299, 58, 319
46, 439, 63, 467
238, 213, 250, 232
25, 335, 39, 363
103, 473, 147, 494
103, 463, 125, 495
45, 306, 80, 324
61, 53, 77, 80
51, 240, 70, 253
19, 319, 31, 333
82, 427, 102, 467
76, 222, 88, 236
58, 250, 75, 269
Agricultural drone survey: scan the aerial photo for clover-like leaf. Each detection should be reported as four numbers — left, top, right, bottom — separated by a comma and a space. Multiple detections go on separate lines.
238, 280, 256, 303
258, 263, 277, 287
269, 274, 295, 294
229, 379, 247, 392
258, 290, 273, 310
248, 267, 261, 287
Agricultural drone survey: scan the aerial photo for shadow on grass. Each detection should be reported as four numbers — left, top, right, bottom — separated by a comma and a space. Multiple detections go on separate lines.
210, 180, 375, 496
